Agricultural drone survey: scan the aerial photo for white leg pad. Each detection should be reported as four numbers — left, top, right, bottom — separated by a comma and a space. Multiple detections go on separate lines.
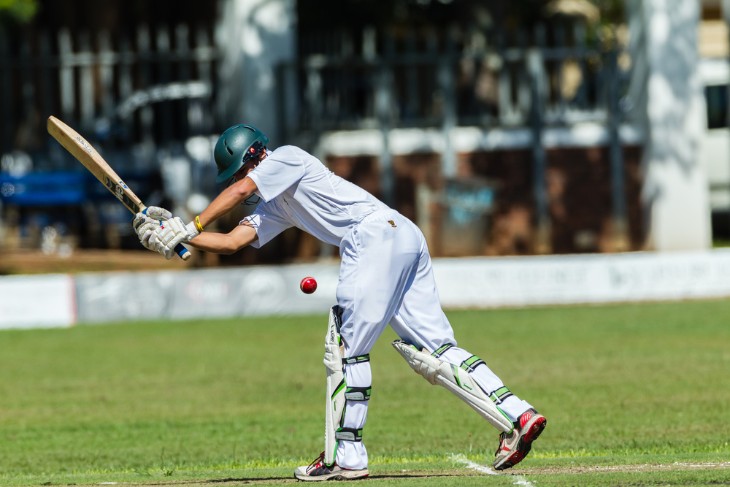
324, 306, 346, 466
392, 340, 513, 433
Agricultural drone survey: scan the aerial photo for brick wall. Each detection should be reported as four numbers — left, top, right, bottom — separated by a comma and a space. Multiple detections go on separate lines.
328, 145, 645, 257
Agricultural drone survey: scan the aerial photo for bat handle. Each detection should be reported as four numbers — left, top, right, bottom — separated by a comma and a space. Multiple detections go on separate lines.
176, 244, 192, 261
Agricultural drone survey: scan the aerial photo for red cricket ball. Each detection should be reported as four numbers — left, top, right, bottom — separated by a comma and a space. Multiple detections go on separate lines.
300, 276, 318, 294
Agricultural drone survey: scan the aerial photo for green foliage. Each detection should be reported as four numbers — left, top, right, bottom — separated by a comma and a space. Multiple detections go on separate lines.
0, 0, 37, 23
0, 301, 729, 486
590, 0, 626, 23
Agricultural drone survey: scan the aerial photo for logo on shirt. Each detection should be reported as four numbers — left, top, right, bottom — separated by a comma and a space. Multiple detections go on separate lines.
388, 220, 397, 228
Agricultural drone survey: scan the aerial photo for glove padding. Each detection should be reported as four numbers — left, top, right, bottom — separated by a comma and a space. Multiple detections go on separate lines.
144, 206, 173, 221
147, 216, 199, 260
134, 215, 160, 250
133, 206, 174, 251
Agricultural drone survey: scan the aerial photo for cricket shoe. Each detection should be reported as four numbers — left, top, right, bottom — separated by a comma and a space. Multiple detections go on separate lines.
493, 408, 547, 471
294, 451, 369, 481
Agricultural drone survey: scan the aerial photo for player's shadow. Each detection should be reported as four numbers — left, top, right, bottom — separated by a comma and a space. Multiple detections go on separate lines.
206, 472, 459, 483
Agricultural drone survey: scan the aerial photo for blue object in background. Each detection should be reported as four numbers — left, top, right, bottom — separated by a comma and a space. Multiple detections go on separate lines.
0, 172, 87, 206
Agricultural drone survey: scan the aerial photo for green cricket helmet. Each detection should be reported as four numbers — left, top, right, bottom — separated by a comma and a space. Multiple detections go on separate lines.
214, 124, 269, 184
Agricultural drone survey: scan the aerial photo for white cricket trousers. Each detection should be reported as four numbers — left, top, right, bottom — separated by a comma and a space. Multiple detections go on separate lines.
333, 209, 531, 469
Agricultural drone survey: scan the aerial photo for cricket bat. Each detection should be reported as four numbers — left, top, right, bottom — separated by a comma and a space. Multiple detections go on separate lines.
47, 115, 191, 261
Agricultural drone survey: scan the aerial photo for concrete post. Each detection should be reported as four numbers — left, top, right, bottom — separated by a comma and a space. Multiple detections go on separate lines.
628, 0, 711, 250
216, 0, 296, 144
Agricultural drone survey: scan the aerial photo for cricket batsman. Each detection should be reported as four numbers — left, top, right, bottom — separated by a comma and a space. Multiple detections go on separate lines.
134, 124, 547, 480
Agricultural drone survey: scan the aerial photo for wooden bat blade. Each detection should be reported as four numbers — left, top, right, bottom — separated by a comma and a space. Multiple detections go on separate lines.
46, 115, 191, 261
47, 115, 143, 214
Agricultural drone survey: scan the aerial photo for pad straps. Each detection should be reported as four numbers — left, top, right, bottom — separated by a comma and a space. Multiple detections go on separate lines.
336, 354, 371, 443
460, 355, 486, 373
344, 386, 372, 401
343, 354, 370, 365
335, 427, 364, 442
489, 386, 514, 404
432, 344, 453, 358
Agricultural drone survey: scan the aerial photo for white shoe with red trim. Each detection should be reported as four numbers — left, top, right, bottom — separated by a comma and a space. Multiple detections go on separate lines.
294, 452, 369, 481
493, 408, 547, 470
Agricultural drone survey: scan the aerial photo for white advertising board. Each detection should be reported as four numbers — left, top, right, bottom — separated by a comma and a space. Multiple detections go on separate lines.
74, 263, 341, 324
434, 250, 730, 308
0, 274, 76, 329
4, 250, 730, 329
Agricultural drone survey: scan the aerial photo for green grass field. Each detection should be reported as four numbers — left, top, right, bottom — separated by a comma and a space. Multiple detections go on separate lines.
1, 300, 729, 486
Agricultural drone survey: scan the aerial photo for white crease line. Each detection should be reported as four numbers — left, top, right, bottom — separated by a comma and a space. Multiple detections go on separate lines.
450, 453, 536, 486
450, 453, 498, 476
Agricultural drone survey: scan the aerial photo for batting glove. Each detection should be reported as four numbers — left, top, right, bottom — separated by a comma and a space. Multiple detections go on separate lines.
133, 214, 159, 250
144, 206, 173, 220
133, 206, 175, 251
148, 216, 199, 260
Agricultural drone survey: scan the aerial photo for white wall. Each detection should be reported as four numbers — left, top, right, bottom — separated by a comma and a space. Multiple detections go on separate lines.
216, 0, 296, 141
628, 0, 713, 250
4, 250, 730, 329
0, 274, 76, 329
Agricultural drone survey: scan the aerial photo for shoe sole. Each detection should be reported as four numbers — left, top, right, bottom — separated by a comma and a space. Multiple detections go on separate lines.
294, 469, 369, 481
493, 416, 547, 471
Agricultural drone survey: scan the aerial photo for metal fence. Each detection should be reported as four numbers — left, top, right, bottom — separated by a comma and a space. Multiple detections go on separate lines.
280, 22, 628, 135
0, 17, 634, 256
0, 24, 220, 170
0, 24, 221, 251
278, 21, 632, 253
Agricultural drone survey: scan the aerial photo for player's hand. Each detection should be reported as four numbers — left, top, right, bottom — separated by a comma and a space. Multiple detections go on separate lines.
133, 212, 160, 250
133, 207, 175, 252
148, 217, 199, 259
144, 206, 173, 221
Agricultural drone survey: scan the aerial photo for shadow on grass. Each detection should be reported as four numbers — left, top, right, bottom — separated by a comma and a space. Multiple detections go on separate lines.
205, 472, 459, 484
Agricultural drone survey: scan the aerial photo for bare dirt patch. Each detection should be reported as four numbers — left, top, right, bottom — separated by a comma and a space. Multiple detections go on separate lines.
519, 461, 730, 476
0, 248, 189, 275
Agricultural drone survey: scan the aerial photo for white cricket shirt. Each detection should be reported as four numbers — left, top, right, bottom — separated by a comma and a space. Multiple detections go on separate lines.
243, 145, 388, 248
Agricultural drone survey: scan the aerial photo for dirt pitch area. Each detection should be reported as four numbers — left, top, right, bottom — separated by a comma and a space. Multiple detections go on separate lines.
82, 462, 730, 487
520, 461, 730, 476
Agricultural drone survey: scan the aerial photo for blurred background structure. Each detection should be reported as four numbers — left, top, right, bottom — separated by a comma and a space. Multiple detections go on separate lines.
0, 0, 727, 270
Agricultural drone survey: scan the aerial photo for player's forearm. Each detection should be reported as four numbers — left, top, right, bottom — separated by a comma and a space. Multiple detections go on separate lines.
187, 232, 246, 254
198, 189, 246, 226
187, 223, 258, 254
197, 177, 256, 228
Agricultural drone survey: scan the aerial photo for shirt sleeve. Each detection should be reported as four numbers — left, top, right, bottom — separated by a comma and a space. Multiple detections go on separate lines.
239, 201, 292, 248
247, 146, 306, 202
